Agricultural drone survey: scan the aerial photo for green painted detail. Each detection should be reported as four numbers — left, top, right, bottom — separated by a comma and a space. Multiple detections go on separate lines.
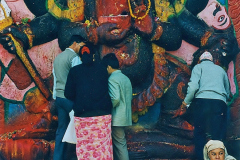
227, 59, 239, 107
0, 59, 14, 84
46, 0, 69, 10
0, 94, 25, 104
4, 101, 9, 123
173, 0, 187, 15
165, 52, 189, 65
22, 86, 39, 101
46, 0, 68, 20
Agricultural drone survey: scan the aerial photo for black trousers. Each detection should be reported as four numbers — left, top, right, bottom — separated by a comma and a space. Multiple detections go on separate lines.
190, 98, 227, 160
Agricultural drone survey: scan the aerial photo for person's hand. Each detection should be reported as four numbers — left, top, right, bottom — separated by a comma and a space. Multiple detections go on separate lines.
96, 23, 130, 44
0, 25, 29, 54
172, 102, 187, 118
78, 42, 86, 47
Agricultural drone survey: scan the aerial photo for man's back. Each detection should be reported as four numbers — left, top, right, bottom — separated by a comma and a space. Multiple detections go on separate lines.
194, 60, 230, 102
54, 49, 77, 98
109, 70, 132, 126
65, 62, 112, 116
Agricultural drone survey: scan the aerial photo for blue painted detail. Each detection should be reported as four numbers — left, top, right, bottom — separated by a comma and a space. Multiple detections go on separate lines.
217, 0, 226, 5
7, 103, 26, 122
136, 102, 161, 128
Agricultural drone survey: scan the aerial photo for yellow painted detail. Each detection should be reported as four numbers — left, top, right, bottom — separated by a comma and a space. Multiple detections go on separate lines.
132, 112, 139, 123
10, 34, 36, 77
152, 43, 165, 55
132, 107, 149, 123
84, 19, 91, 27
23, 27, 34, 48
47, 0, 84, 22
24, 88, 48, 112
128, 0, 151, 20
174, 0, 186, 14
154, 0, 175, 22
0, 17, 12, 31
138, 107, 148, 116
9, 34, 51, 99
0, 4, 13, 31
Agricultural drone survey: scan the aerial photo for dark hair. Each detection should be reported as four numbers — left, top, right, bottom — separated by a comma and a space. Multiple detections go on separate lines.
102, 53, 119, 69
79, 42, 95, 58
81, 52, 94, 65
68, 35, 84, 46
80, 42, 96, 65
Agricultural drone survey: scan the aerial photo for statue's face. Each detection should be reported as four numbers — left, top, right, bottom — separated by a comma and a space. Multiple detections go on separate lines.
198, 1, 231, 30
97, 0, 129, 16
97, 0, 153, 92
97, 0, 131, 32
208, 148, 225, 160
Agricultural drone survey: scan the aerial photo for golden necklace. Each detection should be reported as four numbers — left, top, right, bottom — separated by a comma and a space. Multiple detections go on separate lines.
128, 0, 151, 20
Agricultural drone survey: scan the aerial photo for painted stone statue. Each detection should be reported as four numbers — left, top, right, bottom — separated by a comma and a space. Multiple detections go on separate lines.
0, 0, 239, 159
0, 0, 60, 159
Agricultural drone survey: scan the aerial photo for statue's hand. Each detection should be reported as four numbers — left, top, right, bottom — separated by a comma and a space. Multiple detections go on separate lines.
205, 32, 239, 58
97, 23, 129, 44
0, 25, 29, 54
172, 102, 187, 118
218, 37, 239, 58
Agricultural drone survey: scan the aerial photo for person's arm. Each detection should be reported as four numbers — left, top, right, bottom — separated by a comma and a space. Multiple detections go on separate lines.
224, 73, 231, 100
52, 68, 56, 100
64, 68, 76, 101
184, 65, 201, 105
108, 78, 120, 108
173, 66, 201, 118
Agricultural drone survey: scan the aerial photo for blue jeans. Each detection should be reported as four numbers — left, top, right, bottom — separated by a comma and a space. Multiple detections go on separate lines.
53, 97, 73, 160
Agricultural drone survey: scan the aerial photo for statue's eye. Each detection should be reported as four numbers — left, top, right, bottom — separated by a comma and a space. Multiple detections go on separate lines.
218, 15, 225, 22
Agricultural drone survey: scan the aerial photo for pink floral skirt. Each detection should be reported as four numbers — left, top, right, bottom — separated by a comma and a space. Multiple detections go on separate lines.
74, 114, 113, 160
